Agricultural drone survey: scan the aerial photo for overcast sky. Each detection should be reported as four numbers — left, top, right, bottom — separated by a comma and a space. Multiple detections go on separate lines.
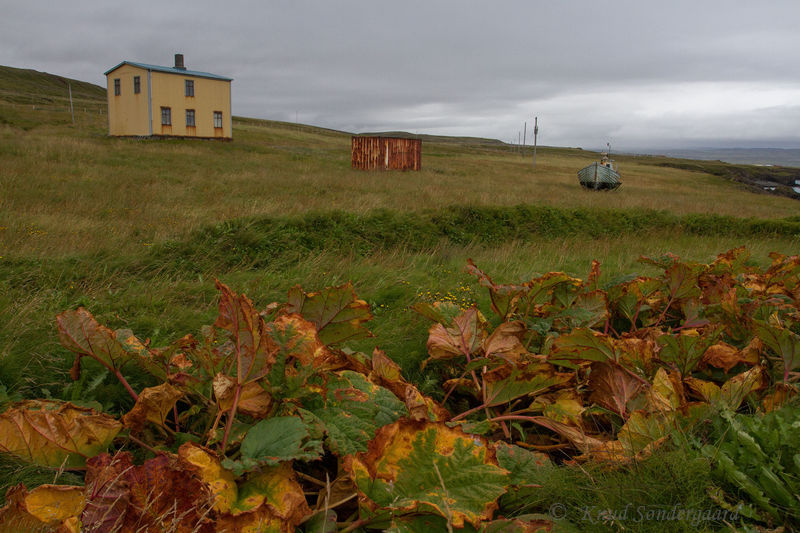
2, 1, 799, 150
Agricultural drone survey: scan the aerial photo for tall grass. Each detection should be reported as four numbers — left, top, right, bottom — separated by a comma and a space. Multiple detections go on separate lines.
1, 223, 796, 401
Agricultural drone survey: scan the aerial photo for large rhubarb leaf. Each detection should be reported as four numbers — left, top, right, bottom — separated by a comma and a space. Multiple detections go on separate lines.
617, 410, 675, 455
657, 329, 720, 376
285, 282, 373, 345
82, 452, 215, 533
425, 307, 488, 366
483, 362, 572, 407
482, 321, 528, 363
213, 375, 272, 418
465, 259, 527, 320
221, 416, 323, 475
686, 366, 766, 410
495, 441, 552, 487
664, 261, 702, 301
348, 419, 509, 528
56, 307, 152, 387
304, 371, 406, 456
548, 328, 619, 364
0, 484, 84, 531
214, 281, 278, 385
588, 362, 645, 418
0, 400, 121, 468
178, 443, 237, 513
217, 463, 311, 532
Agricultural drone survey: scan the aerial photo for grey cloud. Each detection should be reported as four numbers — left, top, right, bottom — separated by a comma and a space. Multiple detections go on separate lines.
2, 0, 800, 149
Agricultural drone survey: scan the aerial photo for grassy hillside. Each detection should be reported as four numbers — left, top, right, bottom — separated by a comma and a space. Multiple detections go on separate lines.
1, 81, 799, 258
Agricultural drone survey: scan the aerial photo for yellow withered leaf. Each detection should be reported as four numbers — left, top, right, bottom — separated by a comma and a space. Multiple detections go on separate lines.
0, 484, 84, 531
541, 391, 585, 426
24, 484, 85, 526
701, 342, 752, 372
213, 374, 273, 418
122, 382, 183, 432
178, 443, 238, 513
0, 400, 121, 468
646, 368, 684, 413
216, 463, 311, 533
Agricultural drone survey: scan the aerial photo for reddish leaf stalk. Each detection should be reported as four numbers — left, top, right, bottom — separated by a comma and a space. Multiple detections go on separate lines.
112, 368, 139, 402
631, 301, 643, 332
205, 409, 225, 447
495, 409, 511, 439
490, 414, 543, 424
172, 405, 180, 433
221, 383, 242, 453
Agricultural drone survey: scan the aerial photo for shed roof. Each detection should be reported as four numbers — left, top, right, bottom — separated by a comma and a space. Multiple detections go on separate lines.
104, 61, 232, 81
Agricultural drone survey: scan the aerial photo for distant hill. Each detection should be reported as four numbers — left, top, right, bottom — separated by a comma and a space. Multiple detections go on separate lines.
358, 130, 506, 146
0, 65, 105, 106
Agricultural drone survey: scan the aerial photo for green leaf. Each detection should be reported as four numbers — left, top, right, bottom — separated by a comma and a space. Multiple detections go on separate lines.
753, 317, 800, 382
617, 410, 675, 455
548, 328, 618, 364
305, 371, 406, 456
285, 282, 373, 345
495, 442, 552, 487
349, 420, 509, 528
483, 363, 572, 407
664, 261, 702, 300
221, 416, 322, 475
657, 329, 720, 375
553, 290, 609, 330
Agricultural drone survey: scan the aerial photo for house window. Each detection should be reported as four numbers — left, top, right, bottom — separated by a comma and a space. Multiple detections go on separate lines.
185, 79, 194, 97
133, 76, 140, 94
114, 78, 120, 96
186, 109, 195, 127
213, 111, 223, 128
161, 107, 171, 125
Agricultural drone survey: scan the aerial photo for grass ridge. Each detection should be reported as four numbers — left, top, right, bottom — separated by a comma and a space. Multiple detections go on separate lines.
151, 204, 800, 271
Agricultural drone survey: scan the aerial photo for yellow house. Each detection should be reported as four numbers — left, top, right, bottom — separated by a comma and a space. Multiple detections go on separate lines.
104, 54, 232, 139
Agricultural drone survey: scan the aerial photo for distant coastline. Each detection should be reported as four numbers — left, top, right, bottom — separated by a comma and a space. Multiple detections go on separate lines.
630, 148, 800, 168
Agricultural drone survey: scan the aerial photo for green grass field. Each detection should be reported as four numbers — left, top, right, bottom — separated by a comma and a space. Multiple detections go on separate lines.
1, 66, 799, 531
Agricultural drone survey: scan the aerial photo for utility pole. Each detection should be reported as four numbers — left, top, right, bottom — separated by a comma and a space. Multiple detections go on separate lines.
522, 121, 527, 157
532, 116, 539, 168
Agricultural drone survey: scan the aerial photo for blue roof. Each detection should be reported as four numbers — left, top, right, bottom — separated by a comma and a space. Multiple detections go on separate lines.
104, 61, 232, 81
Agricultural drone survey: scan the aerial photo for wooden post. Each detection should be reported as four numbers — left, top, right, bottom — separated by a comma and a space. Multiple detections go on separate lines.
533, 116, 538, 168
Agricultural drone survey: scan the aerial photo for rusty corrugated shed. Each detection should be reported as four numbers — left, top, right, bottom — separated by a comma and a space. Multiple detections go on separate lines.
351, 136, 421, 171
